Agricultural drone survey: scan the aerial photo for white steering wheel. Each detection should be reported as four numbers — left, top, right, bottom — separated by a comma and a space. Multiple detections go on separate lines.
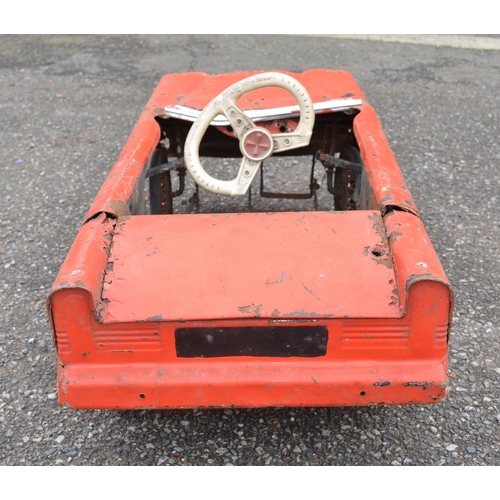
184, 72, 315, 196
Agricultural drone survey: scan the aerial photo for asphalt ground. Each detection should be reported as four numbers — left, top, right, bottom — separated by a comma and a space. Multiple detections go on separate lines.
0, 35, 499, 466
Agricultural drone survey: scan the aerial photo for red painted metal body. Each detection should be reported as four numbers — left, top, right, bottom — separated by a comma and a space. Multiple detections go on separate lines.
48, 70, 453, 409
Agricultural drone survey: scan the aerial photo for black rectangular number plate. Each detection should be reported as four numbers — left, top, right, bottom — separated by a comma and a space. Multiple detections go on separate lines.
175, 326, 328, 358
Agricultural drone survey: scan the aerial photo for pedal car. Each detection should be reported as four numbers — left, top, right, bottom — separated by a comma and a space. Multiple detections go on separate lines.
48, 70, 453, 409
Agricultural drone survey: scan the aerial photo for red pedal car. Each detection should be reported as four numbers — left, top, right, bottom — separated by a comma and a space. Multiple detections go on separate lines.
48, 70, 453, 409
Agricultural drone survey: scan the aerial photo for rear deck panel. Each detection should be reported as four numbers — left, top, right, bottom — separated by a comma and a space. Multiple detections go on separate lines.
101, 211, 400, 323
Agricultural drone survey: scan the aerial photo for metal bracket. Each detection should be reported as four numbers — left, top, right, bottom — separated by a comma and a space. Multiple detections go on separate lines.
315, 152, 363, 174
146, 158, 186, 178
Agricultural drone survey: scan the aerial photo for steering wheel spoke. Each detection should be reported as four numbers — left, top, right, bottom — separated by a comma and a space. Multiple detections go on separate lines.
271, 131, 311, 153
234, 157, 262, 195
184, 72, 315, 196
218, 97, 255, 139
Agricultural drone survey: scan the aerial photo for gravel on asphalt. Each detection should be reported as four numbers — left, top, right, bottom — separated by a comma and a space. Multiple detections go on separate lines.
0, 35, 499, 465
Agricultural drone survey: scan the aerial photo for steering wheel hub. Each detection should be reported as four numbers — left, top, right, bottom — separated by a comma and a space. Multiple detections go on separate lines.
241, 128, 273, 161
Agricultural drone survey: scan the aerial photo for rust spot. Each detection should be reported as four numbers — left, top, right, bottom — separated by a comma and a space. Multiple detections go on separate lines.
373, 381, 391, 387
368, 212, 387, 242
364, 216, 394, 270
271, 308, 280, 318
108, 199, 128, 217
115, 216, 131, 229
146, 315, 163, 322
406, 273, 453, 300
152, 105, 164, 116
403, 381, 431, 390
237, 303, 263, 317
93, 301, 107, 323
388, 285, 400, 307
376, 257, 394, 269
268, 318, 319, 323
370, 246, 385, 257
283, 310, 334, 318
388, 231, 403, 242
365, 245, 394, 269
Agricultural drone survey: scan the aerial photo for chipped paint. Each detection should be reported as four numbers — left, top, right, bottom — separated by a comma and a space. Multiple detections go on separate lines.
403, 382, 431, 390
237, 304, 263, 317
368, 212, 388, 242
146, 315, 163, 322
388, 231, 403, 242
283, 310, 335, 318
268, 318, 318, 323
107, 199, 128, 218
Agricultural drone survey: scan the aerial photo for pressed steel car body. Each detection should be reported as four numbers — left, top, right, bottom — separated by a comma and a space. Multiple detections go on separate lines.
48, 70, 453, 409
